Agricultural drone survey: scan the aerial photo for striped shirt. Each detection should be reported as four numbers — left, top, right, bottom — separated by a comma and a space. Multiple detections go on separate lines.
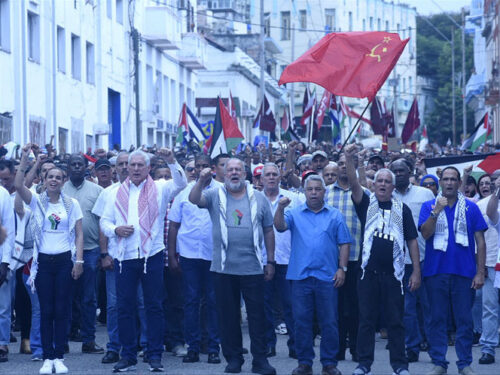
326, 181, 363, 261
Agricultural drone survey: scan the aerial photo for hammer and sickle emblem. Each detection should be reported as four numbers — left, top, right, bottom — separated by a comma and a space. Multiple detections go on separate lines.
366, 37, 392, 62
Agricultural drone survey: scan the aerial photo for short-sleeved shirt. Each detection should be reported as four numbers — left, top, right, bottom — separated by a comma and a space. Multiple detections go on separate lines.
285, 203, 352, 282
354, 193, 418, 274
63, 180, 102, 250
202, 187, 273, 275
29, 195, 83, 255
419, 198, 488, 279
477, 196, 499, 267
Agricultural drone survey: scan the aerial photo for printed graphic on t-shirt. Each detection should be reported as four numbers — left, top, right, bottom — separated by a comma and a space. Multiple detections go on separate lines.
232, 209, 243, 226
48, 213, 61, 230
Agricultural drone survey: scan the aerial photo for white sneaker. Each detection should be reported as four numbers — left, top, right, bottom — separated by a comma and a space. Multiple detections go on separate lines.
39, 359, 53, 375
53, 358, 68, 374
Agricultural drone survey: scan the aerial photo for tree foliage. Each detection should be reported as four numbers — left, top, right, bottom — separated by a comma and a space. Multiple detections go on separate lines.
417, 13, 475, 145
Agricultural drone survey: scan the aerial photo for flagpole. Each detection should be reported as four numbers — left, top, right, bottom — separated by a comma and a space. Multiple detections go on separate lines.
308, 101, 315, 144
339, 99, 372, 153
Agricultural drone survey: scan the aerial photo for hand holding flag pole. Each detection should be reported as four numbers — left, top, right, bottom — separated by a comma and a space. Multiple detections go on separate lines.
278, 31, 408, 150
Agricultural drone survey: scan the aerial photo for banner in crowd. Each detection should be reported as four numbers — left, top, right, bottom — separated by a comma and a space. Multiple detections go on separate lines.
424, 153, 500, 177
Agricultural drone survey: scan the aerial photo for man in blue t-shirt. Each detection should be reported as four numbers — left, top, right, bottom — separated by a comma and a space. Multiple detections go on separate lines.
419, 166, 487, 375
274, 174, 351, 375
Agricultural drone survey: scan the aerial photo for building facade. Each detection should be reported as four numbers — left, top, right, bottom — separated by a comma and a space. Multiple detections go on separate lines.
0, 0, 201, 152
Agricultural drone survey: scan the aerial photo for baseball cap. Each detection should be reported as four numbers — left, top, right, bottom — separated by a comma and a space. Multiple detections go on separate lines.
301, 170, 317, 180
95, 158, 112, 170
312, 150, 327, 160
368, 154, 384, 165
297, 154, 313, 166
253, 164, 264, 177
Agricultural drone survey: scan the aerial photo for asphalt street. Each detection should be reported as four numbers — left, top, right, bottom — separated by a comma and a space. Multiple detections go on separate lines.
2, 323, 500, 375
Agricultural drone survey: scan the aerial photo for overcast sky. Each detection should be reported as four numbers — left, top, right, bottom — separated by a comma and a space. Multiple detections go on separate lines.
399, 0, 471, 15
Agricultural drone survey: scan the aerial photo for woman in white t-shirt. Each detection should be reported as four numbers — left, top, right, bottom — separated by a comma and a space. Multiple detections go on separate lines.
15, 144, 83, 375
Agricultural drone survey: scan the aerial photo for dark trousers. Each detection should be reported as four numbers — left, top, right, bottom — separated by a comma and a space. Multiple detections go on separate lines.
338, 261, 359, 357
163, 267, 184, 349
180, 257, 219, 354
264, 264, 295, 352
15, 267, 32, 340
36, 251, 73, 360
213, 273, 267, 365
357, 270, 407, 372
425, 274, 475, 370
292, 277, 339, 367
115, 251, 164, 362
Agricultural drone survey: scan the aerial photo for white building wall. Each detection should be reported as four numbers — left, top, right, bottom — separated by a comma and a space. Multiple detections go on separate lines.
0, 0, 198, 151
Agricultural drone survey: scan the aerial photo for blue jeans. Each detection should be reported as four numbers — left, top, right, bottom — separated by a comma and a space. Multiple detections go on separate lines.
472, 288, 483, 334
480, 267, 499, 355
425, 274, 475, 370
264, 264, 294, 352
180, 257, 219, 354
105, 269, 120, 353
115, 251, 164, 362
36, 252, 73, 360
23, 273, 42, 358
403, 263, 431, 354
292, 277, 339, 367
0, 269, 13, 346
76, 247, 100, 344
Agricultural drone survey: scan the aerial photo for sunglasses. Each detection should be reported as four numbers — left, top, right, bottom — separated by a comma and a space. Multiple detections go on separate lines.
422, 182, 436, 187
185, 167, 195, 172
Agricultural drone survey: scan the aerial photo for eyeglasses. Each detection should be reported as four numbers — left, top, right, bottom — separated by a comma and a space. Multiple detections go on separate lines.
185, 167, 195, 172
422, 182, 436, 187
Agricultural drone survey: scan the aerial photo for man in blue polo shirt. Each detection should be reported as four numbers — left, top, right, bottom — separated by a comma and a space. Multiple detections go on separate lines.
419, 166, 487, 375
274, 174, 351, 375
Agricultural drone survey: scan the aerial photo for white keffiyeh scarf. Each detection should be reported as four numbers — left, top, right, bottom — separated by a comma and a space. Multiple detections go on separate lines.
433, 192, 468, 251
361, 195, 405, 286
218, 181, 261, 271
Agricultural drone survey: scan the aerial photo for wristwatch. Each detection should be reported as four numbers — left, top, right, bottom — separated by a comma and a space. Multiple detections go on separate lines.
267, 260, 276, 266
100, 253, 109, 259
339, 266, 347, 272
430, 210, 438, 219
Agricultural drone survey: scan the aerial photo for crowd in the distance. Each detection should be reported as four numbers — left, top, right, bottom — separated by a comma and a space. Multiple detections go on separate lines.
0, 139, 498, 375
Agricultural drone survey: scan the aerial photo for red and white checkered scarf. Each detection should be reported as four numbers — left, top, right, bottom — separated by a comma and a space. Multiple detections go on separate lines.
115, 176, 159, 263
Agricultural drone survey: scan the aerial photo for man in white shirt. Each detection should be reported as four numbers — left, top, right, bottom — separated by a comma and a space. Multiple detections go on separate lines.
100, 149, 186, 373
168, 154, 220, 365
261, 163, 299, 360
0, 184, 15, 363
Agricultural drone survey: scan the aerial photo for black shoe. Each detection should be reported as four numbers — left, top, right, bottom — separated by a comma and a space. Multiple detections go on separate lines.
208, 352, 221, 364
336, 350, 345, 361
251, 360, 276, 375
407, 351, 419, 363
149, 358, 164, 372
322, 364, 341, 375
0, 348, 8, 362
82, 341, 105, 354
182, 350, 199, 363
292, 364, 313, 375
479, 353, 495, 364
473, 332, 481, 346
225, 360, 243, 373
419, 341, 429, 352
69, 331, 83, 342
266, 347, 276, 357
288, 348, 297, 359
113, 358, 137, 372
102, 351, 120, 364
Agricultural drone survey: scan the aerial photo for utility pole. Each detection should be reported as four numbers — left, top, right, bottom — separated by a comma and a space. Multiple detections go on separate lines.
132, 28, 141, 147
461, 8, 467, 142
451, 28, 456, 146
259, 0, 265, 136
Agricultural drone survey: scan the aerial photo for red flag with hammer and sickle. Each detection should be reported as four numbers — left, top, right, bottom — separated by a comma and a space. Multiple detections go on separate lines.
279, 32, 409, 100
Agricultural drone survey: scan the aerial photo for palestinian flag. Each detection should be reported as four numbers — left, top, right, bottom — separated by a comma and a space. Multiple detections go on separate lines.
461, 113, 492, 152
209, 97, 244, 158
423, 153, 500, 178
